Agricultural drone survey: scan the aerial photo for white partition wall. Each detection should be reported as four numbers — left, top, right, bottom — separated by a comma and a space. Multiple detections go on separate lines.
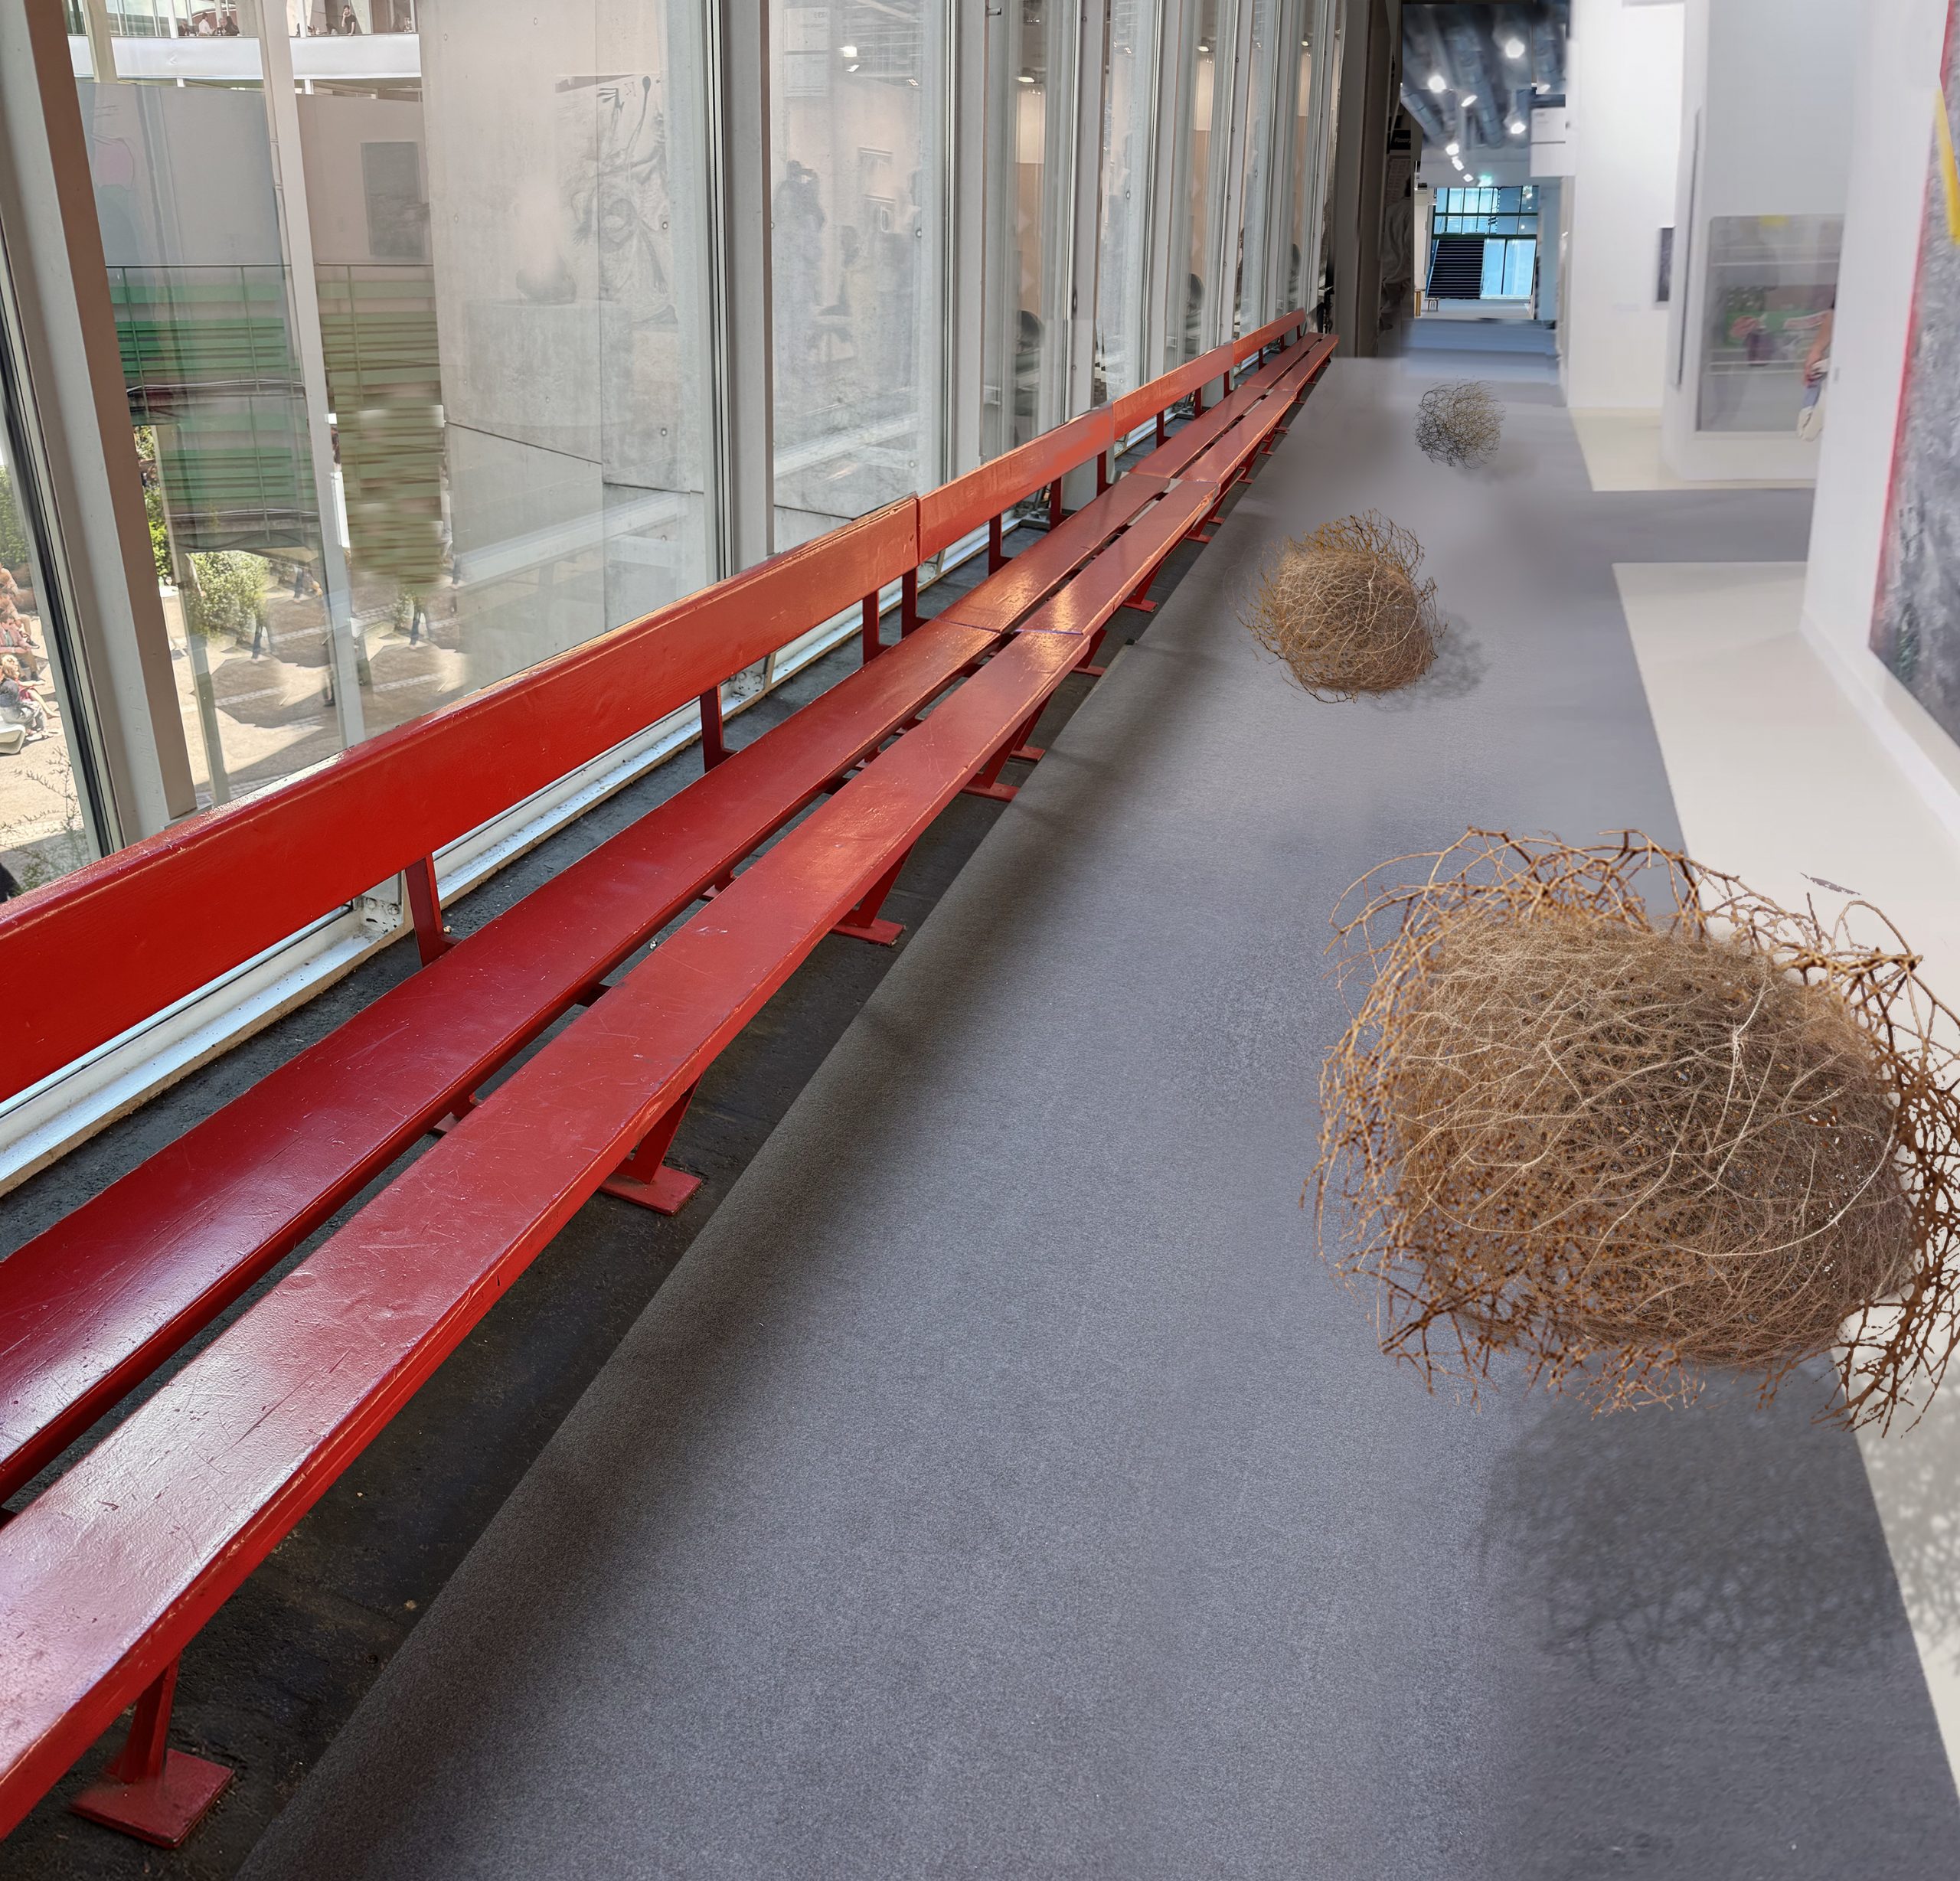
1659, 0, 1859, 481
1560, 0, 1684, 413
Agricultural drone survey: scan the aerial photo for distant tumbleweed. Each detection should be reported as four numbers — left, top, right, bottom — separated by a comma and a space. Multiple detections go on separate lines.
1416, 381, 1504, 468
1244, 511, 1442, 700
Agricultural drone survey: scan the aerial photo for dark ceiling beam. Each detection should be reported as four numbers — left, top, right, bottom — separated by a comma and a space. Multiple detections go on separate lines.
1530, 15, 1566, 97
1443, 17, 1504, 146
1400, 84, 1450, 148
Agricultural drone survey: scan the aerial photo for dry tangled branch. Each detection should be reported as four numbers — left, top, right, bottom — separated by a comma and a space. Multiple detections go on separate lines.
1315, 831, 1960, 1430
1416, 380, 1504, 468
1243, 511, 1443, 700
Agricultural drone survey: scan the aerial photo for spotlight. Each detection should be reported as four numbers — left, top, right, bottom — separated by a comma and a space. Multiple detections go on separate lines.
1445, 140, 1459, 156
839, 43, 857, 57
1503, 36, 1525, 58
1508, 117, 1526, 136
1426, 72, 1446, 93
1016, 70, 1034, 83
1460, 92, 1477, 106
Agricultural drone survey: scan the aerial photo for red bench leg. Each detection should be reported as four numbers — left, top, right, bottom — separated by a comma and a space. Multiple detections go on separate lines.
962, 732, 1022, 803
831, 849, 909, 946
598, 1084, 703, 1215
70, 1659, 232, 1850
1006, 703, 1047, 764
404, 855, 452, 966
1076, 628, 1109, 681
699, 687, 728, 769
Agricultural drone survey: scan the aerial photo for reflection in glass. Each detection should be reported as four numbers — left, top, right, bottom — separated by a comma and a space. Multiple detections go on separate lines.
1697, 214, 1843, 436
73, 0, 717, 809
770, 0, 947, 542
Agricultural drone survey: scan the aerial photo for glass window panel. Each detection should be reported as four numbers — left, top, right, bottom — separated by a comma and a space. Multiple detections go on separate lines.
72, 0, 716, 810
982, 0, 1073, 452
0, 360, 100, 891
1233, 0, 1276, 333
1502, 237, 1536, 299
771, 0, 947, 544
80, 73, 346, 806
1093, 0, 1161, 407
1286, 20, 1312, 311
1167, 0, 1220, 365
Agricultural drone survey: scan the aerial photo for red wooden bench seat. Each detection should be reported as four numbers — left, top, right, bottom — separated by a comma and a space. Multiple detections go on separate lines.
0, 316, 1336, 1850
0, 482, 1223, 1854
0, 614, 997, 1508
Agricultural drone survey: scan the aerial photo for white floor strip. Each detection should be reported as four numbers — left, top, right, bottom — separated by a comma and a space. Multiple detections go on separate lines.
1573, 411, 1811, 494
1619, 559, 1960, 1792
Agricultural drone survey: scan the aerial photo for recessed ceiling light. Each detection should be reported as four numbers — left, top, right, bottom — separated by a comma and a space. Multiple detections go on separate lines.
1445, 140, 1459, 155
1426, 72, 1446, 93
846, 61, 860, 71
1503, 37, 1525, 58
1198, 41, 1210, 53
1016, 71, 1034, 83
839, 43, 857, 57
1534, 81, 1548, 93
1460, 92, 1477, 106
1508, 118, 1526, 136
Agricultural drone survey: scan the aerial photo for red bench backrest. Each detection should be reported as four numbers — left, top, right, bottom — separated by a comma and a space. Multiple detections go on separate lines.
1105, 341, 1237, 440
1233, 309, 1307, 364
918, 407, 1117, 563
0, 498, 920, 1106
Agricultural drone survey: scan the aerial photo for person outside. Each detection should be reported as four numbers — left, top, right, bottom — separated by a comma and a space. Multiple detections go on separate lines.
0, 654, 46, 740
0, 600, 42, 681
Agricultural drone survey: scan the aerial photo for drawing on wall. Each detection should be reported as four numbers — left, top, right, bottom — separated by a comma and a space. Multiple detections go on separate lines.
1872, 22, 1960, 744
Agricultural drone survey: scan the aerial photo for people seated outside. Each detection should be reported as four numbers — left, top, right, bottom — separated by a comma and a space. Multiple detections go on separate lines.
0, 600, 43, 681
0, 653, 47, 741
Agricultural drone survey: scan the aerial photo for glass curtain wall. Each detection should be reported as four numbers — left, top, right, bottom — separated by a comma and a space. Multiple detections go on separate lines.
67, 0, 716, 808
771, 0, 949, 546
21, 0, 1342, 887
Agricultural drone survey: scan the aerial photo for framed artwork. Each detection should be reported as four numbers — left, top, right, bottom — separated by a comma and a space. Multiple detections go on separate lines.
1872, 3, 1960, 743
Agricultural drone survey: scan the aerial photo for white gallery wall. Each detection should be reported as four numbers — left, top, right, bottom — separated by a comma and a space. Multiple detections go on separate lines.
1661, 0, 1858, 480
1560, 0, 1683, 411
1800, 0, 1960, 838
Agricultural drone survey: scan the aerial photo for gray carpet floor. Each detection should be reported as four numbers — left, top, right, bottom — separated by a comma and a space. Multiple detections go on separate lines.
239, 357, 1956, 1880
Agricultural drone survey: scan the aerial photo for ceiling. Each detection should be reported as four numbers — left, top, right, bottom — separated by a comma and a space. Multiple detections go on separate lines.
1399, 2, 1569, 154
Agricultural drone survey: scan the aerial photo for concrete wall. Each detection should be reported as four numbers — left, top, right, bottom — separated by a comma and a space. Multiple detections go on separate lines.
1800, 0, 1960, 838
1560, 0, 1683, 411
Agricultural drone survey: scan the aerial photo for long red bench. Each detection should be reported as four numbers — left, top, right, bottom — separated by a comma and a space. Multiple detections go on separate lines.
0, 318, 1334, 1849
0, 336, 1299, 1514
